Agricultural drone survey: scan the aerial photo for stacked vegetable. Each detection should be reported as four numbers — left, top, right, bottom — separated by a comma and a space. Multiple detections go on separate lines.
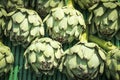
0, 0, 120, 80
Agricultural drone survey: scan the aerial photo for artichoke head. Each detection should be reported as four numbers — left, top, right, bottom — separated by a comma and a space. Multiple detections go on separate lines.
74, 0, 118, 9
24, 37, 63, 75
4, 8, 44, 48
88, 2, 120, 40
59, 42, 106, 80
44, 6, 86, 44
105, 48, 120, 80
0, 42, 14, 76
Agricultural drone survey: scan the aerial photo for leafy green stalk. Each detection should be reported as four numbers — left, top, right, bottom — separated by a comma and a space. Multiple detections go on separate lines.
89, 35, 117, 51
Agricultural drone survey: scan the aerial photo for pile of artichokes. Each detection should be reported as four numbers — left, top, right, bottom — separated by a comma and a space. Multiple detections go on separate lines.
0, 0, 120, 80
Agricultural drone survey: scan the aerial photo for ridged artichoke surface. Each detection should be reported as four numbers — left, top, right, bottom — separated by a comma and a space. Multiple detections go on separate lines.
59, 42, 106, 80
0, 42, 14, 76
105, 48, 120, 80
6, 0, 24, 12
74, 0, 100, 9
88, 1, 120, 40
24, 37, 63, 75
35, 0, 62, 19
0, 5, 7, 37
44, 6, 86, 43
74, 0, 117, 9
4, 8, 44, 48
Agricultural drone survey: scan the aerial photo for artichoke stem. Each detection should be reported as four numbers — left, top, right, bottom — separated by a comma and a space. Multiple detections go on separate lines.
66, 0, 74, 8
79, 30, 88, 43
89, 35, 117, 51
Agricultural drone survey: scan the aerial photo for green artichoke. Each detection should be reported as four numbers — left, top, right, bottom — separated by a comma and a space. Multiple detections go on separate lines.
88, 1, 120, 40
105, 48, 120, 80
0, 5, 7, 37
35, 0, 63, 19
4, 8, 44, 48
0, 42, 14, 76
24, 37, 63, 75
59, 42, 106, 80
89, 35, 120, 80
74, 0, 118, 10
43, 6, 86, 43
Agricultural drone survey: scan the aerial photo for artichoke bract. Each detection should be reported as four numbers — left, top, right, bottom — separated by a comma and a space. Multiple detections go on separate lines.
4, 8, 44, 48
43, 5, 86, 44
24, 37, 63, 75
35, 0, 62, 19
59, 42, 106, 80
0, 5, 7, 38
6, 0, 24, 12
74, 0, 118, 10
0, 42, 14, 76
88, 1, 120, 40
5, 0, 33, 12
74, 0, 100, 9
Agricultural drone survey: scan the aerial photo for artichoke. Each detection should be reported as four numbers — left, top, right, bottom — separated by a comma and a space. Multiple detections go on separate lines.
0, 42, 14, 76
89, 35, 120, 80
105, 48, 120, 80
73, 0, 118, 10
59, 42, 106, 80
4, 8, 44, 48
43, 1, 86, 43
35, 0, 63, 19
24, 37, 63, 75
0, 5, 7, 38
88, 1, 120, 40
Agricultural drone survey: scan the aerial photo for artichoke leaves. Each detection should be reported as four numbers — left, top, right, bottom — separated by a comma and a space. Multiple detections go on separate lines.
43, 6, 86, 44
24, 37, 63, 75
59, 42, 106, 80
0, 42, 14, 76
0, 5, 7, 37
88, 1, 120, 40
4, 8, 44, 48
